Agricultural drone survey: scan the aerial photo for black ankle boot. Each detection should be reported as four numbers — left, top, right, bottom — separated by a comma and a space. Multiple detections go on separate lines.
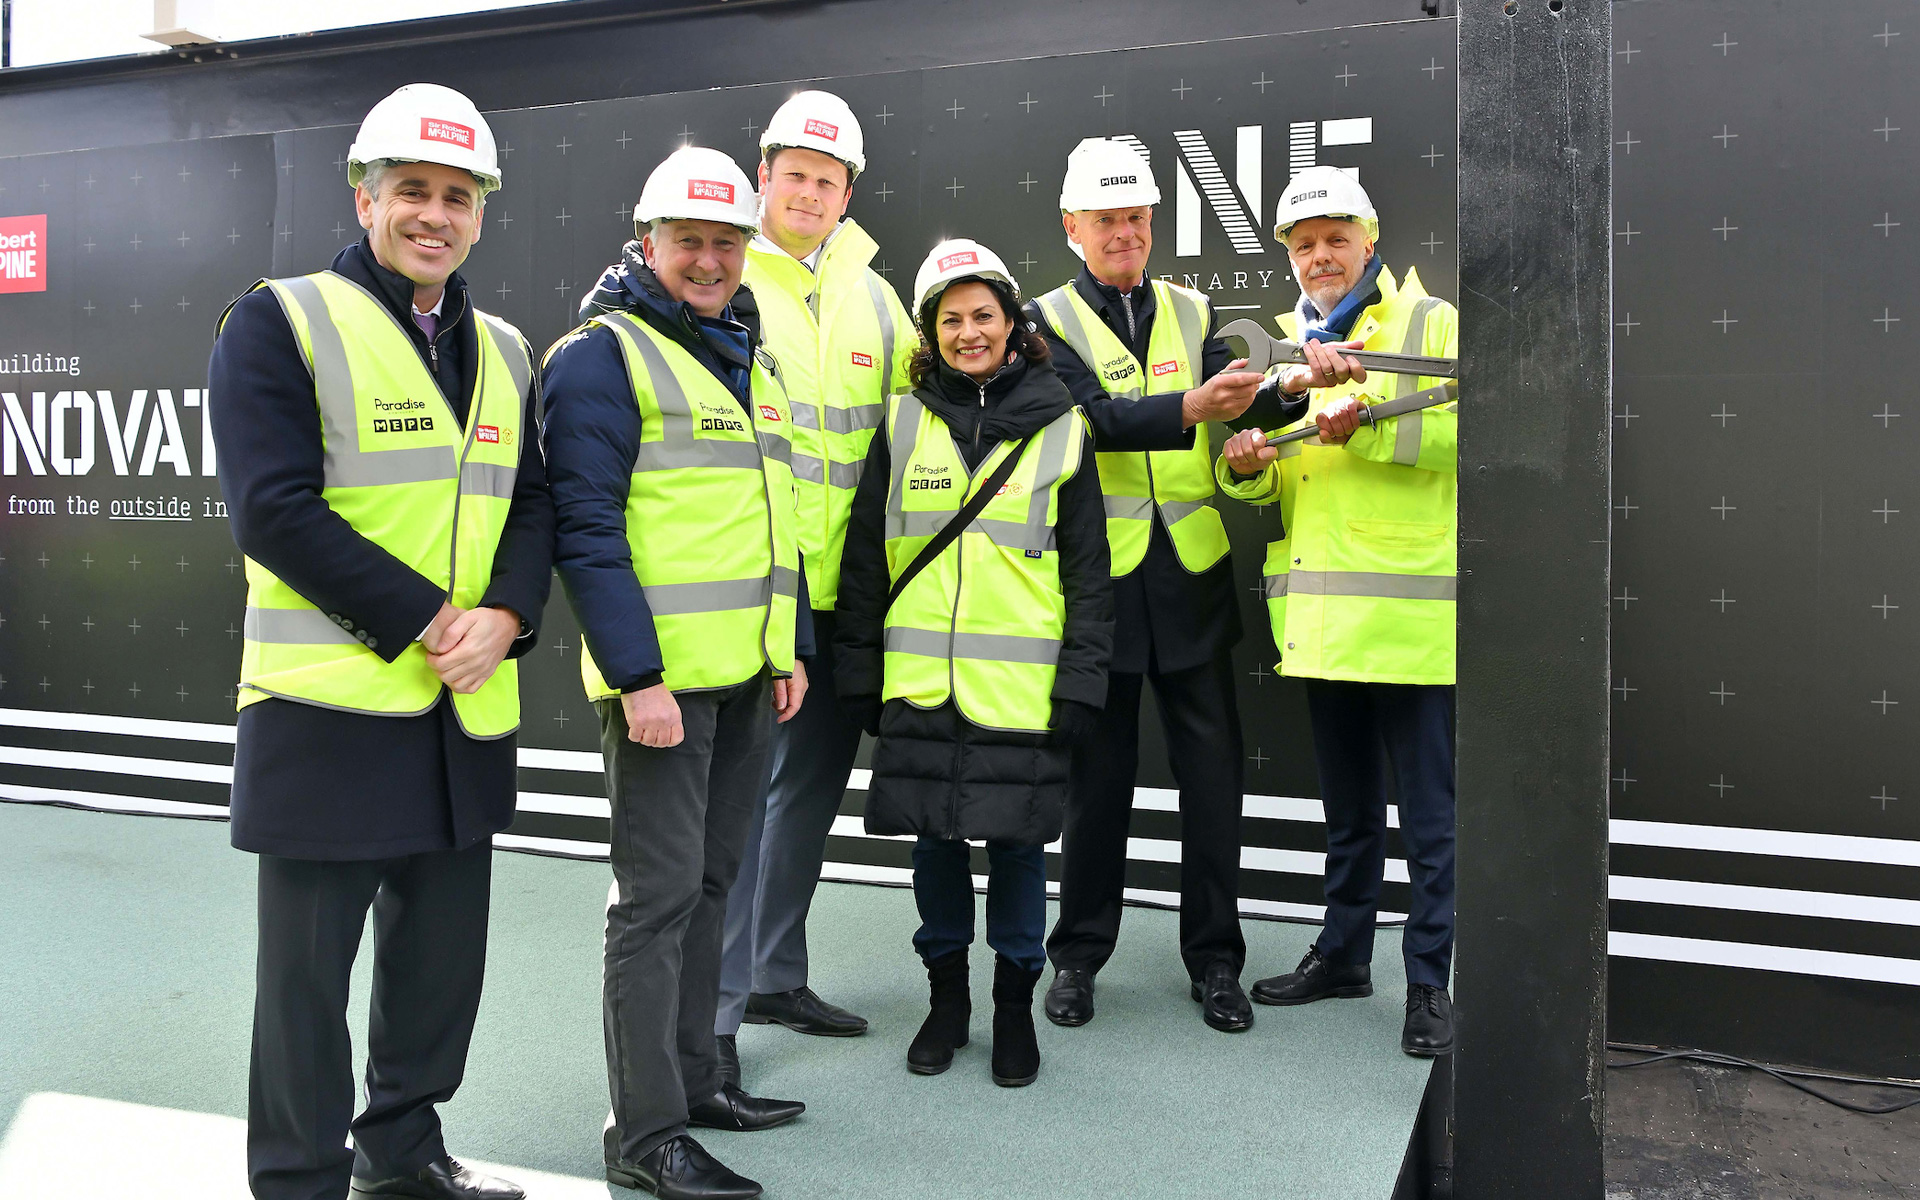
990, 955, 1043, 1088
907, 949, 971, 1075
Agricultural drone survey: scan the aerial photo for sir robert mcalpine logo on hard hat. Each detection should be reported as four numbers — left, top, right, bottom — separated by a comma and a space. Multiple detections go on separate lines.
937, 250, 980, 273
418, 118, 476, 150
803, 118, 840, 141
0, 215, 48, 294
688, 179, 737, 204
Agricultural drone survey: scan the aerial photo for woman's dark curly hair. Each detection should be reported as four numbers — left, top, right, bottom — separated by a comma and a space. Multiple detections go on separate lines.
907, 276, 1050, 387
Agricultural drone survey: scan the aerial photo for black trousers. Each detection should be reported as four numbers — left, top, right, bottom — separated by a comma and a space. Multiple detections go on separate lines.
1047, 652, 1247, 980
1305, 679, 1457, 989
248, 841, 492, 1200
599, 674, 771, 1165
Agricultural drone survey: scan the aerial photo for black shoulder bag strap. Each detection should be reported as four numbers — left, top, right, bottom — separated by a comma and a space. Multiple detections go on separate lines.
887, 436, 1033, 609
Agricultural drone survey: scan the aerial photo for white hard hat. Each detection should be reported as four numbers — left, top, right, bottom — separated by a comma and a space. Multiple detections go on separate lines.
760, 90, 866, 179
912, 239, 1019, 315
347, 83, 502, 195
1058, 137, 1161, 212
634, 146, 760, 234
1274, 165, 1379, 242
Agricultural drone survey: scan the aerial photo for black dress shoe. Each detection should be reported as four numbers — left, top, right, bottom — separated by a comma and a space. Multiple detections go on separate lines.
1043, 968, 1095, 1027
1189, 961, 1254, 1032
606, 1135, 761, 1200
1402, 983, 1456, 1057
715, 1033, 740, 1090
743, 986, 868, 1036
350, 1157, 523, 1200
1251, 946, 1373, 1006
686, 1082, 805, 1132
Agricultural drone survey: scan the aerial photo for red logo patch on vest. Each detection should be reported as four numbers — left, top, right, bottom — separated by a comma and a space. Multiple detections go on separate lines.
419, 118, 476, 150
1151, 360, 1179, 377
937, 250, 980, 272
803, 118, 840, 141
476, 425, 501, 443
688, 179, 736, 204
758, 405, 782, 422
849, 351, 874, 368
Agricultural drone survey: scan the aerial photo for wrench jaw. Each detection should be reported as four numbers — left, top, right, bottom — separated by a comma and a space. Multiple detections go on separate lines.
1216, 318, 1277, 375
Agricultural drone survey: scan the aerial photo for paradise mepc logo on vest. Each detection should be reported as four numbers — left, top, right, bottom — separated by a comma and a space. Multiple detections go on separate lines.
0, 216, 48, 295
419, 118, 475, 149
688, 179, 736, 204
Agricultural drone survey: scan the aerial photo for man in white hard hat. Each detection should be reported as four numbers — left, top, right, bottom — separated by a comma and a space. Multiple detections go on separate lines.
207, 83, 550, 1200
545, 145, 808, 1200
710, 89, 918, 1068
1218, 164, 1461, 1057
1028, 137, 1286, 1036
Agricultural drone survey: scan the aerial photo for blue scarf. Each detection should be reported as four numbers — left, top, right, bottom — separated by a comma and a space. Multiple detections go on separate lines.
1297, 255, 1386, 343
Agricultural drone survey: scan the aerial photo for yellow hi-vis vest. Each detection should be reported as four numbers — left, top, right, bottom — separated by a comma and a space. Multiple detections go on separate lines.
1216, 266, 1459, 686
231, 271, 530, 738
571, 310, 799, 698
745, 219, 918, 608
1034, 279, 1230, 577
881, 392, 1089, 733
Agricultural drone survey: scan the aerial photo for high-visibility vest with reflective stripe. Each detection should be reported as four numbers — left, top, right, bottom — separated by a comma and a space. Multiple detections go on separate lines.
745, 220, 918, 608
1034, 279, 1229, 576
571, 310, 799, 698
881, 391, 1088, 733
230, 271, 530, 738
1215, 266, 1459, 686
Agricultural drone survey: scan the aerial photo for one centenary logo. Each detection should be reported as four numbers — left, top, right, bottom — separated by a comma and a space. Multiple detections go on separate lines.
757, 404, 782, 422
849, 351, 874, 368
476, 425, 501, 443
419, 118, 476, 150
688, 179, 736, 204
803, 118, 840, 141
936, 250, 979, 272
0, 215, 48, 294
1151, 360, 1179, 376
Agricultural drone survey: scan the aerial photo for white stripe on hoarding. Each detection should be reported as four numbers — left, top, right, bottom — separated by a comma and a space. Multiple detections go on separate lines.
1612, 876, 1920, 927
1609, 932, 1920, 987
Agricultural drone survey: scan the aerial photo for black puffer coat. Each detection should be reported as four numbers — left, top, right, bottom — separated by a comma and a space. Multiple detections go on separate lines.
834, 351, 1113, 846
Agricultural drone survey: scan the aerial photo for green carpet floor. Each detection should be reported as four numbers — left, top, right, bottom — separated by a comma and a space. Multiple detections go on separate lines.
0, 802, 1431, 1199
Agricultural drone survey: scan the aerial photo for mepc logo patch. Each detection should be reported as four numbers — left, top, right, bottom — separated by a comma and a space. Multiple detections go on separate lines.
803, 118, 840, 141
1151, 361, 1179, 377
849, 351, 874, 369
419, 118, 475, 150
937, 250, 979, 272
0, 215, 48, 294
688, 179, 736, 204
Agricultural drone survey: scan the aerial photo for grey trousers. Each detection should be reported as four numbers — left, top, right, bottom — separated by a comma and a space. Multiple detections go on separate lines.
599, 675, 771, 1164
716, 612, 866, 1034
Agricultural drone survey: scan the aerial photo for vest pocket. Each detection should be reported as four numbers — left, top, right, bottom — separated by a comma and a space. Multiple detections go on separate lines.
1343, 518, 1452, 574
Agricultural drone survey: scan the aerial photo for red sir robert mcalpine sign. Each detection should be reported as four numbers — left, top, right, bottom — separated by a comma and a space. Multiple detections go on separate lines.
0, 215, 48, 295
1151, 360, 1179, 377
937, 250, 979, 272
803, 118, 840, 141
419, 118, 476, 149
688, 179, 736, 204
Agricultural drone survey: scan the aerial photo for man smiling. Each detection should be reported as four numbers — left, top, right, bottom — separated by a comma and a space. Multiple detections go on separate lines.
715, 90, 917, 1071
208, 83, 552, 1200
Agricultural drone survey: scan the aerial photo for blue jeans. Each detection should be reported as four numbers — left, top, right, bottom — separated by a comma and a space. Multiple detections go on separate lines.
910, 837, 1047, 973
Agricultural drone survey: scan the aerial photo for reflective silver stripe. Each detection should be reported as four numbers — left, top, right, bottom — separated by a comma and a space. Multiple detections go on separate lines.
1159, 498, 1210, 526
865, 271, 898, 395
895, 509, 1054, 551
1156, 282, 1206, 381
274, 276, 463, 490
884, 393, 924, 542
772, 565, 800, 597
460, 461, 518, 499
477, 313, 532, 405
884, 625, 1061, 665
244, 606, 361, 645
1389, 297, 1443, 467
1263, 574, 1289, 599
635, 441, 764, 471
1040, 289, 1145, 402
1104, 494, 1154, 520
790, 404, 820, 431
792, 402, 883, 435
642, 576, 774, 616
757, 427, 793, 467
1275, 441, 1303, 460
791, 451, 864, 488
1286, 570, 1457, 601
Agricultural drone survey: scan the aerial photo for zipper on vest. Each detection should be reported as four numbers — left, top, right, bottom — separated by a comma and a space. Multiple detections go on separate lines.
974, 380, 987, 453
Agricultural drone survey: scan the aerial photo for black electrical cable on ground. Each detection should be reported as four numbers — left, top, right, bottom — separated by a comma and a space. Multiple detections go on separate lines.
1606, 1043, 1920, 1116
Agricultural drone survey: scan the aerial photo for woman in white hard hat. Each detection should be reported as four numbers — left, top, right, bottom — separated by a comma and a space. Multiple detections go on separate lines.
833, 239, 1113, 1087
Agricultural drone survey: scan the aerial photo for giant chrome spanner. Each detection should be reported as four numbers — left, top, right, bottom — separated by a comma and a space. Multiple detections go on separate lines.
1216, 318, 1457, 379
